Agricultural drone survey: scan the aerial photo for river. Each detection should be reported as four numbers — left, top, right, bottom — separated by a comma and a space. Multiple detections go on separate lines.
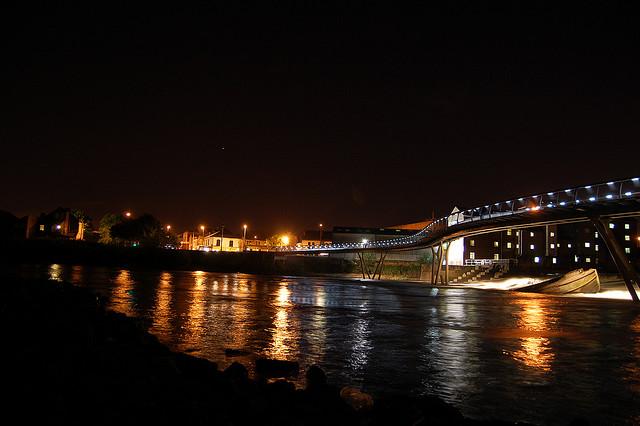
11, 264, 640, 425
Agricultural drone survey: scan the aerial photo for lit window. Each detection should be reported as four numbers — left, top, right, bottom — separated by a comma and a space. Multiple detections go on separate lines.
586, 257, 591, 263
470, 239, 475, 247
530, 244, 535, 250
574, 255, 579, 262
595, 244, 599, 252
516, 231, 520, 236
534, 256, 540, 263
493, 254, 500, 260
516, 244, 520, 249
469, 252, 475, 260
530, 231, 534, 237
550, 243, 555, 249
585, 242, 590, 248
552, 257, 557, 264
568, 243, 572, 248
216, 239, 221, 246
595, 232, 599, 238
625, 247, 631, 254
507, 242, 512, 249
557, 243, 561, 248
493, 241, 499, 247
625, 235, 631, 241
39, 225, 45, 231
507, 229, 512, 236
609, 223, 615, 229
550, 232, 555, 237
625, 223, 630, 230
229, 240, 234, 247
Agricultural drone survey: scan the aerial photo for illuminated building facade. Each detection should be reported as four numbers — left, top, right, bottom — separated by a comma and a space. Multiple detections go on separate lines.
454, 218, 639, 271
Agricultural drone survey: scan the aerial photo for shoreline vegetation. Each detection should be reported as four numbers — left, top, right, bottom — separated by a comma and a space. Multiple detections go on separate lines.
1, 277, 522, 425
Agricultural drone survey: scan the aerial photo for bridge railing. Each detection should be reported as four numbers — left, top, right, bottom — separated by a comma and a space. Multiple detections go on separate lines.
463, 259, 515, 266
279, 176, 640, 253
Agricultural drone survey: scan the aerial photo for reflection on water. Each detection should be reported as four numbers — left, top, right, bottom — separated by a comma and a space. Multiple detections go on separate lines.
48, 264, 62, 281
15, 264, 640, 425
267, 282, 299, 360
111, 270, 136, 316
510, 298, 556, 372
151, 272, 173, 336
182, 271, 208, 352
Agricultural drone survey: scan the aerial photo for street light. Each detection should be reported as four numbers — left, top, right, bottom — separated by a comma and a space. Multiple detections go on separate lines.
281, 235, 290, 246
166, 225, 171, 231
319, 223, 323, 245
124, 211, 132, 218
242, 224, 247, 251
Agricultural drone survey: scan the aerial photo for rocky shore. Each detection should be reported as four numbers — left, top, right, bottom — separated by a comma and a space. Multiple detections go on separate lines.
1, 277, 522, 425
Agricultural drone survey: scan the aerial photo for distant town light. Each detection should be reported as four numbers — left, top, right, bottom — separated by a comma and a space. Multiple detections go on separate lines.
281, 235, 290, 246
585, 186, 592, 189
589, 197, 596, 201
362, 239, 369, 244
56, 224, 61, 230
166, 225, 171, 230
606, 194, 613, 199
560, 202, 566, 206
125, 211, 131, 218
633, 178, 639, 182
625, 192, 632, 196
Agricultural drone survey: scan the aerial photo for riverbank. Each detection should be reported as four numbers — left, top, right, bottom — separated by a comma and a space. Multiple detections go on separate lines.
0, 239, 353, 275
2, 277, 521, 425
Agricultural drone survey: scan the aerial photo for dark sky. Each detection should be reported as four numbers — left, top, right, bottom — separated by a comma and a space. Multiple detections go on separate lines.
2, 3, 639, 236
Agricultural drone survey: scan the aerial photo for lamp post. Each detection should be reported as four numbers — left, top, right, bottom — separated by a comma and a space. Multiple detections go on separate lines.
242, 224, 247, 251
200, 225, 205, 250
319, 223, 323, 246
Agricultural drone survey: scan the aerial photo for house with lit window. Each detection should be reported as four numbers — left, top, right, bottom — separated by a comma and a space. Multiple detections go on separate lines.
180, 229, 243, 252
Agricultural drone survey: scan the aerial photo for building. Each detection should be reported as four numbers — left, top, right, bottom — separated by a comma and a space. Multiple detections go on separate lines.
244, 237, 269, 251
299, 230, 332, 247
180, 229, 244, 252
30, 208, 84, 240
449, 218, 639, 272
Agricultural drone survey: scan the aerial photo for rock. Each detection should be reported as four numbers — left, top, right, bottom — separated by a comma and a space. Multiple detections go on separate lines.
305, 365, 327, 391
340, 386, 374, 412
255, 358, 299, 378
224, 348, 251, 357
224, 361, 249, 382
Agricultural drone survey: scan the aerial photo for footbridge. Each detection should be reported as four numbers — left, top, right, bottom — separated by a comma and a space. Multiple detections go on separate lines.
278, 177, 640, 300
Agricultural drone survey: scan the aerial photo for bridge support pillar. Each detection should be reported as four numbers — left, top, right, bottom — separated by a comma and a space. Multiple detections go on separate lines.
590, 216, 640, 302
357, 251, 387, 280
430, 241, 450, 285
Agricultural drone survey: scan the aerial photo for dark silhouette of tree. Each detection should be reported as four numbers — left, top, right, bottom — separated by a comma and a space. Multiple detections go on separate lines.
110, 214, 162, 247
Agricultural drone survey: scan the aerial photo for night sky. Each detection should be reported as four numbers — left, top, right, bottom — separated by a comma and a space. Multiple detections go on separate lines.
2, 3, 639, 236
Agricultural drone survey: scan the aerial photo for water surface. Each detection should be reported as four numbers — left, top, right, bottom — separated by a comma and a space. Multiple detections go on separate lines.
13, 264, 640, 425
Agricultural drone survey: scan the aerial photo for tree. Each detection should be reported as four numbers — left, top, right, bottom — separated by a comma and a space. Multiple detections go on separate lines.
110, 214, 162, 247
71, 209, 91, 240
98, 213, 123, 244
